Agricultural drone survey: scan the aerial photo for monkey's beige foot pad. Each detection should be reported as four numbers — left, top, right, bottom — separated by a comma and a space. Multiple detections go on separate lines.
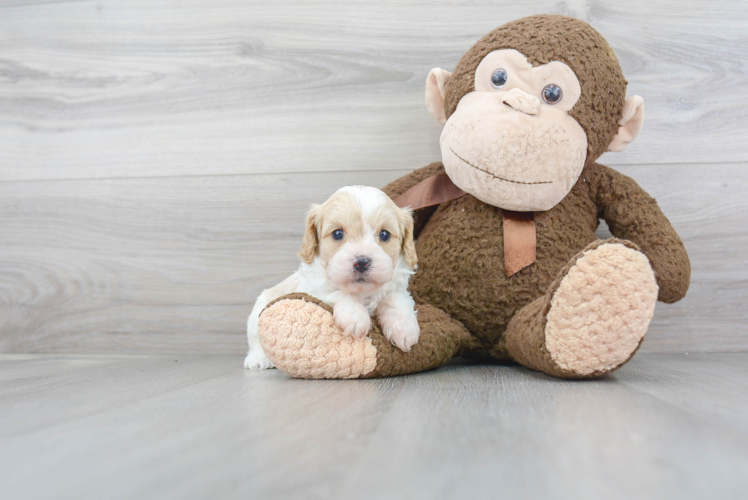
259, 293, 471, 379
258, 293, 377, 379
545, 242, 659, 376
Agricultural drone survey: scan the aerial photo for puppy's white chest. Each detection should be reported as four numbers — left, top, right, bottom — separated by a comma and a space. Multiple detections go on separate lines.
361, 294, 385, 315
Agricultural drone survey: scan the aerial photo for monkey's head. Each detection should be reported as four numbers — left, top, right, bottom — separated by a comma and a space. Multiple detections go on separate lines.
426, 15, 644, 211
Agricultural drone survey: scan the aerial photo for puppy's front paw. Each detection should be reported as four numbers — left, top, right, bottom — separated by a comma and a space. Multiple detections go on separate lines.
379, 309, 420, 352
244, 350, 276, 370
333, 301, 371, 338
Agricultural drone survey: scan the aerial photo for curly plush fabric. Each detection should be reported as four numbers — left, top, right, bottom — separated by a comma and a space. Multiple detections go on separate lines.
259, 238, 660, 379
382, 161, 689, 360
259, 293, 378, 379
364, 303, 474, 378
255, 15, 691, 380
444, 14, 626, 165
501, 239, 657, 378
259, 293, 475, 379
545, 242, 658, 375
585, 165, 691, 303
260, 161, 689, 379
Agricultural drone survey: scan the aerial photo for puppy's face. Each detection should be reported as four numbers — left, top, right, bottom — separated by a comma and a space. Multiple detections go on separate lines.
298, 186, 417, 294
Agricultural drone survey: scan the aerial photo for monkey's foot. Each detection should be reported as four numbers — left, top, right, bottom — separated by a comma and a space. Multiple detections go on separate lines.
505, 239, 659, 378
258, 293, 470, 379
258, 293, 378, 379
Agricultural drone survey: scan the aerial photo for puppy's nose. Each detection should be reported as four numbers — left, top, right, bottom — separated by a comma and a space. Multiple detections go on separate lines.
353, 256, 371, 273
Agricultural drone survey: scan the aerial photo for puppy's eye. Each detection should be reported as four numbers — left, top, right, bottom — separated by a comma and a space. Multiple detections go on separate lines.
332, 229, 344, 241
542, 84, 563, 104
378, 230, 391, 242
491, 68, 508, 89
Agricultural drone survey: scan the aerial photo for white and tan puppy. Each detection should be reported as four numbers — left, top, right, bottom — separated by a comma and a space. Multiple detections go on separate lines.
244, 185, 419, 370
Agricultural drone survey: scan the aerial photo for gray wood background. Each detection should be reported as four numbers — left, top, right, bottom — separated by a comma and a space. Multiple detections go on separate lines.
3, 353, 748, 499
1, 0, 746, 354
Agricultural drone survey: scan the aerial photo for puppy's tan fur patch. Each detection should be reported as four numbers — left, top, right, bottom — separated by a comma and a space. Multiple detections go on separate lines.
299, 190, 416, 269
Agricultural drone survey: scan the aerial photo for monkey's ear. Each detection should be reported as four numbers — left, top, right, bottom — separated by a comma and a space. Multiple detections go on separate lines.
425, 68, 452, 125
298, 204, 321, 265
607, 95, 645, 152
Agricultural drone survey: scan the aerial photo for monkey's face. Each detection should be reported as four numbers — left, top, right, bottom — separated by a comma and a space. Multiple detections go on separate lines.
439, 49, 588, 212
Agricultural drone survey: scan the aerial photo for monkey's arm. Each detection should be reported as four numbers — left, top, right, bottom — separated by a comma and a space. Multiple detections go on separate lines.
587, 163, 690, 303
382, 162, 446, 238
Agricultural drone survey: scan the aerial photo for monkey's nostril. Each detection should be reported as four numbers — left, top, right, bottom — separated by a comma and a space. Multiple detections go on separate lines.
353, 256, 372, 273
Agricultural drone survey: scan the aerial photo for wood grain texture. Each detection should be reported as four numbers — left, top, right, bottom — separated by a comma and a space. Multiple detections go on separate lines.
0, 163, 746, 354
1, 353, 747, 499
0, 170, 406, 353
0, 0, 745, 354
0, 0, 747, 181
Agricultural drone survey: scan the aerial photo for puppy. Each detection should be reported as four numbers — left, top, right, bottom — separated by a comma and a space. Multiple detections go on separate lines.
244, 185, 420, 370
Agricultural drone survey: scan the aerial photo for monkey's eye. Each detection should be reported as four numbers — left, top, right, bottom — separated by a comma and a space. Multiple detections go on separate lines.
332, 229, 344, 241
378, 230, 391, 242
542, 84, 563, 104
491, 68, 508, 88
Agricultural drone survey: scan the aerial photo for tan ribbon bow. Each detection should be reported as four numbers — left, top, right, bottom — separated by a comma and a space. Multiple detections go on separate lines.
393, 173, 536, 277
393, 173, 466, 210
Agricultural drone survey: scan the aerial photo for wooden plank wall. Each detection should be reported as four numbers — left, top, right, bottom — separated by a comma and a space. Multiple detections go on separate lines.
1, 0, 746, 354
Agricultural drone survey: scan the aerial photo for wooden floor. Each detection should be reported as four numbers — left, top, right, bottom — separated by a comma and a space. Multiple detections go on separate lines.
1, 353, 746, 500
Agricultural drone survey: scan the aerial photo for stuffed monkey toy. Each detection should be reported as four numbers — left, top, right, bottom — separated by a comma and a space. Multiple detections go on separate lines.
257, 14, 690, 379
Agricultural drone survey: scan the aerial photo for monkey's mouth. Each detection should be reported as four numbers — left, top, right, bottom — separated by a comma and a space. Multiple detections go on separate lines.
449, 147, 552, 185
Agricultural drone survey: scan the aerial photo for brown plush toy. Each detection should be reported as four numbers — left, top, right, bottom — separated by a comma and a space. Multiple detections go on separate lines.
257, 14, 690, 379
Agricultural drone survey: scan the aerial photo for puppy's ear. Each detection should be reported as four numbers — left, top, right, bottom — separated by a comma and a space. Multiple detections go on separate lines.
298, 204, 321, 264
399, 207, 418, 269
